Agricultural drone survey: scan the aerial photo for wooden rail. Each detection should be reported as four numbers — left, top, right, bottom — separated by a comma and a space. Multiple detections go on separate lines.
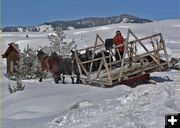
74, 29, 169, 86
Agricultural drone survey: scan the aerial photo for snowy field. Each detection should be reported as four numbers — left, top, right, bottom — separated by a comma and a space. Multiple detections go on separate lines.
1, 19, 180, 128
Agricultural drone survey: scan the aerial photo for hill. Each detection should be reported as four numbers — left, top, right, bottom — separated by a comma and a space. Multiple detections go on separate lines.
2, 14, 152, 32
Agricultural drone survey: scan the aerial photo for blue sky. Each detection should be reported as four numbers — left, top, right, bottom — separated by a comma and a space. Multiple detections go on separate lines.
2, 0, 180, 27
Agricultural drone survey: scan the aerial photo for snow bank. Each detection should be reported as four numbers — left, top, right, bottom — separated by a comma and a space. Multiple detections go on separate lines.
1, 19, 180, 128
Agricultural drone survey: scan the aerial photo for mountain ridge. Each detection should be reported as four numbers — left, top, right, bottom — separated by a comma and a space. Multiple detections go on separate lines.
2, 14, 152, 32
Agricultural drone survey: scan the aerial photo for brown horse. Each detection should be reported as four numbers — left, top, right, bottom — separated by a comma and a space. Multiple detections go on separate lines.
37, 50, 80, 84
37, 50, 59, 83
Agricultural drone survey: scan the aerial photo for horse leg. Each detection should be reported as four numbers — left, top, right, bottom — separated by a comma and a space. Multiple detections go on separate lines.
62, 75, 65, 84
58, 76, 61, 81
76, 76, 80, 84
39, 72, 44, 82
76, 74, 82, 84
39, 75, 42, 82
71, 76, 74, 84
52, 73, 59, 84
39, 64, 46, 82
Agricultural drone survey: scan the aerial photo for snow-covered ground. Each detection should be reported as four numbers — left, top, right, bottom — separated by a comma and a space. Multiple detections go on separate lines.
1, 20, 180, 128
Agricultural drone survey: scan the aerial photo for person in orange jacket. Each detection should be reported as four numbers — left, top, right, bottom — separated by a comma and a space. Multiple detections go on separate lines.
113, 30, 124, 61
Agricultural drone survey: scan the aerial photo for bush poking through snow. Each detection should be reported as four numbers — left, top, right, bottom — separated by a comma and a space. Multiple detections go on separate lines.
8, 79, 25, 94
8, 83, 14, 94
169, 57, 180, 70
14, 79, 25, 91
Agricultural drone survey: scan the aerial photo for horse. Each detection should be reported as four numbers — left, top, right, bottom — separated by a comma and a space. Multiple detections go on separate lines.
105, 38, 114, 50
37, 50, 80, 84
71, 50, 113, 74
71, 49, 93, 75
37, 50, 51, 82
93, 51, 113, 71
48, 52, 75, 84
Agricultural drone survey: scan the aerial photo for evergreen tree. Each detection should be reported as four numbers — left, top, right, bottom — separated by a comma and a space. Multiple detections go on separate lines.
61, 38, 77, 56
15, 45, 40, 79
46, 27, 77, 56
48, 27, 65, 55
8, 78, 25, 94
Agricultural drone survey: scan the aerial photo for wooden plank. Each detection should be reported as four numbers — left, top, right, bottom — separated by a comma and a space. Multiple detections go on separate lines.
96, 60, 103, 79
108, 48, 164, 67
75, 53, 89, 76
108, 54, 112, 75
97, 34, 106, 44
102, 52, 112, 85
118, 41, 127, 81
160, 34, 170, 67
74, 53, 82, 76
78, 44, 104, 52
98, 60, 168, 82
126, 31, 131, 60
73, 30, 168, 86
111, 62, 168, 82
89, 34, 99, 74
122, 62, 168, 77
128, 33, 162, 44
82, 55, 112, 64
128, 29, 163, 69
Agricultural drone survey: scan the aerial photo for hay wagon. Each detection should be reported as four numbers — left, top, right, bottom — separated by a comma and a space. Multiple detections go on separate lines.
73, 29, 169, 87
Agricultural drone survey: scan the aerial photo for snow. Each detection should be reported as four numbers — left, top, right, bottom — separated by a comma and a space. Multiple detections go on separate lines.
1, 19, 180, 128
74, 31, 89, 35
37, 25, 54, 32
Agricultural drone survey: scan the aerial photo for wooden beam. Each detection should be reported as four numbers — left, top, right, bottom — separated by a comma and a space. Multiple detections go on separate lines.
128, 33, 162, 44
89, 34, 99, 74
75, 53, 89, 76
128, 29, 163, 69
102, 52, 112, 85
78, 44, 104, 52
118, 40, 128, 81
96, 60, 103, 79
74, 52, 82, 76
160, 34, 170, 67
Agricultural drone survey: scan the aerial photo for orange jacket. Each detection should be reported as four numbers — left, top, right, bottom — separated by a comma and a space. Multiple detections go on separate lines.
113, 33, 124, 52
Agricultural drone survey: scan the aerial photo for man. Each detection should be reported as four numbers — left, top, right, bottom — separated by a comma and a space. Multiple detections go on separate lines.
113, 30, 124, 61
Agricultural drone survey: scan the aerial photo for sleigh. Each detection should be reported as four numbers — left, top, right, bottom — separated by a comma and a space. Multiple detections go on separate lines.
73, 29, 169, 87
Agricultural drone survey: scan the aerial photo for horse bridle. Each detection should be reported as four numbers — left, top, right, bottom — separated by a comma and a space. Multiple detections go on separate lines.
39, 52, 49, 63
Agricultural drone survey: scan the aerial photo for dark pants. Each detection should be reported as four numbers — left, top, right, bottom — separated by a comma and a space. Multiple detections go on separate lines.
115, 51, 124, 61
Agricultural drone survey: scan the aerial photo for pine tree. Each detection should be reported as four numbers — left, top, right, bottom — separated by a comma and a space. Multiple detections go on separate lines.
15, 45, 40, 79
61, 38, 77, 56
47, 27, 65, 55
8, 78, 25, 94
46, 27, 77, 56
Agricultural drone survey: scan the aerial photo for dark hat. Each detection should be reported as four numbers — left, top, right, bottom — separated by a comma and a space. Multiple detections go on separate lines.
116, 30, 121, 34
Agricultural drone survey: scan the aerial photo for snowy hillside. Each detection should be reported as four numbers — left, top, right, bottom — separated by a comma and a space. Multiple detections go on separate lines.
2, 14, 152, 32
1, 19, 180, 128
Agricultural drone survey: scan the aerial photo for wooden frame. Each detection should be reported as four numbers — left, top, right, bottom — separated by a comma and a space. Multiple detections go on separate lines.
73, 29, 169, 87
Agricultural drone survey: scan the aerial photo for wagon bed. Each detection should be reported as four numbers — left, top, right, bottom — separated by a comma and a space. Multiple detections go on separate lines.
73, 29, 169, 87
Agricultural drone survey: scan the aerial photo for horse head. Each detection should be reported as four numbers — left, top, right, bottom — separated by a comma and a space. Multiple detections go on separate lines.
85, 48, 93, 60
37, 50, 47, 61
51, 52, 58, 57
71, 50, 79, 61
